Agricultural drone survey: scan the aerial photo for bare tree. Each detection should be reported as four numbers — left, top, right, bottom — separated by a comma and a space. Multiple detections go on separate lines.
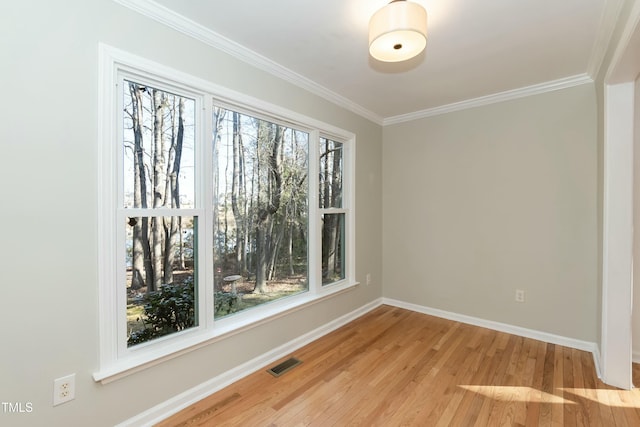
149, 90, 168, 291
231, 112, 246, 275
162, 96, 185, 283
255, 123, 283, 293
128, 83, 153, 290
125, 83, 193, 294
212, 108, 308, 301
321, 139, 343, 282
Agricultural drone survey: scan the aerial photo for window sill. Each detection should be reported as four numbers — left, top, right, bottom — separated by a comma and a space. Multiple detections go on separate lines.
93, 280, 359, 384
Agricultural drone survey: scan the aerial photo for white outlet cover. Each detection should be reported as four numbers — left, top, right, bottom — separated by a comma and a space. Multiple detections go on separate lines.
53, 373, 76, 406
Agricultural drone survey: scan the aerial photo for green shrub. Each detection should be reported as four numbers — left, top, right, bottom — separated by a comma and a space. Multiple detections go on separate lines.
128, 279, 195, 346
214, 292, 240, 316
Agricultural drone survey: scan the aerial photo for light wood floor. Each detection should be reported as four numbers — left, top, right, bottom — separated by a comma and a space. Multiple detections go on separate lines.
157, 305, 640, 426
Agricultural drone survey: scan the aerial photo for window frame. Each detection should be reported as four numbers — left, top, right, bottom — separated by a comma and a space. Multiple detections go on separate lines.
116, 76, 205, 356
95, 44, 357, 383
319, 137, 348, 286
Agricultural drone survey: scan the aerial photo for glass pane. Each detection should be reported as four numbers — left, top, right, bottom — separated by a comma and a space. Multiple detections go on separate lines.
126, 216, 197, 346
212, 107, 309, 319
319, 138, 343, 209
122, 80, 196, 209
322, 213, 345, 285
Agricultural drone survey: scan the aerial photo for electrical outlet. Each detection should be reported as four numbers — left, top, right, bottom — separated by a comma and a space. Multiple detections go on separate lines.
53, 374, 75, 406
366, 273, 371, 285
515, 289, 525, 303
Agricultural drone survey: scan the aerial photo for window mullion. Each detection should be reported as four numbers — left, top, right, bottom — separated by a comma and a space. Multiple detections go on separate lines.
319, 208, 347, 215
115, 72, 129, 358
345, 138, 356, 284
121, 208, 203, 217
116, 209, 129, 357
202, 95, 215, 329
308, 130, 321, 294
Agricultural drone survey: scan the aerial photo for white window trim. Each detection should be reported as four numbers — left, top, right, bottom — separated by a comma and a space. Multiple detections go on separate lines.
95, 44, 357, 383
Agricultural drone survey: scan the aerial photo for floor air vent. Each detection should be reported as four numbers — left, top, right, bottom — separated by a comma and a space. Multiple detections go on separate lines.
267, 357, 302, 377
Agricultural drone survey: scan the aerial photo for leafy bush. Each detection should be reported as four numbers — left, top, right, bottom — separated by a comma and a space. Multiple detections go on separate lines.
128, 279, 195, 346
128, 279, 246, 346
214, 292, 240, 316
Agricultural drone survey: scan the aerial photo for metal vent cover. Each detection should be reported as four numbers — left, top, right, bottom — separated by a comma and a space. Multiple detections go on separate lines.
267, 357, 302, 377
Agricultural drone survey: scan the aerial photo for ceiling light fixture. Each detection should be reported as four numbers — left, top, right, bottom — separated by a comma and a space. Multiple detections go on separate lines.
368, 0, 428, 62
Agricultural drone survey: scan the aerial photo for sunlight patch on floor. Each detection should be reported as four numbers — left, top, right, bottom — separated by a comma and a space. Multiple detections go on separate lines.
459, 385, 574, 404
561, 388, 640, 408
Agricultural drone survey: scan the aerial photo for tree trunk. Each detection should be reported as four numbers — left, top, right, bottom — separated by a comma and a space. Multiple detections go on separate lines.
247, 154, 256, 277
212, 109, 224, 279
330, 143, 342, 276
254, 124, 283, 293
231, 112, 245, 274
162, 97, 185, 284
255, 217, 268, 292
141, 217, 153, 289
151, 89, 167, 291
322, 214, 337, 280
321, 139, 335, 280
163, 218, 175, 284
267, 217, 286, 280
175, 99, 186, 270
178, 217, 185, 270
288, 221, 295, 276
128, 83, 152, 290
223, 125, 230, 264
321, 140, 343, 281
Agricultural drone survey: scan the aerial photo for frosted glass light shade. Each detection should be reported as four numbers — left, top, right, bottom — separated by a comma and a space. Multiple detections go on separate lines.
369, 0, 427, 62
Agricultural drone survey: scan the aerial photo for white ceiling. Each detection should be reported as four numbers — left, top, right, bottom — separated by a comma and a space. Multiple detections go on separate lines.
136, 0, 614, 123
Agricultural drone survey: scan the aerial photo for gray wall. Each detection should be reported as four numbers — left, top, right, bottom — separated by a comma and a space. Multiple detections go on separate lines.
382, 84, 599, 341
0, 1, 382, 425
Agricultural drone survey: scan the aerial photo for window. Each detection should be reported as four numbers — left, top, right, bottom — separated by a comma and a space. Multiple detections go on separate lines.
212, 107, 310, 319
320, 138, 346, 285
96, 45, 355, 381
122, 81, 199, 346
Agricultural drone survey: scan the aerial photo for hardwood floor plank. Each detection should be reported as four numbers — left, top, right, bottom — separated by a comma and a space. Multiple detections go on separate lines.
583, 350, 613, 426
432, 335, 487, 426
446, 344, 493, 425
522, 341, 546, 426
569, 348, 588, 427
549, 341, 564, 426
156, 306, 640, 427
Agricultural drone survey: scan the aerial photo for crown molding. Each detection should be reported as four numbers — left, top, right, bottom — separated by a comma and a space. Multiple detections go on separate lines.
113, 0, 384, 125
603, 0, 640, 83
115, 0, 600, 129
383, 73, 594, 126
587, 0, 626, 79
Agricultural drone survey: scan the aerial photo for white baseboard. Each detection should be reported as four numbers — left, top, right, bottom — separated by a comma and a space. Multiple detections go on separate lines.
588, 345, 602, 380
633, 350, 640, 364
116, 298, 384, 427
382, 297, 600, 366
